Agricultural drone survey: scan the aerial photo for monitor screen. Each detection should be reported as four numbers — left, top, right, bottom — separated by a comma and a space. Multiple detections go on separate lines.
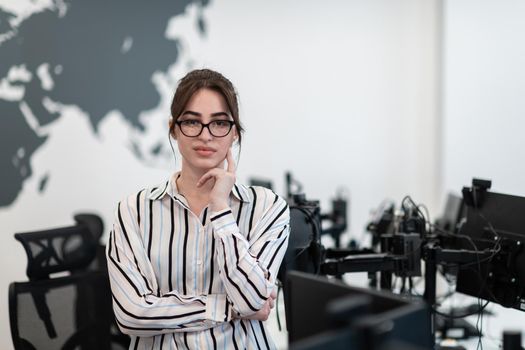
248, 178, 273, 190
285, 271, 432, 349
456, 190, 525, 310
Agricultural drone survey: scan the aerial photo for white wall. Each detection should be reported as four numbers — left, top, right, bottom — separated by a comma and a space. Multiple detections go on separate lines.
443, 0, 525, 197
200, 0, 442, 237
0, 1, 442, 349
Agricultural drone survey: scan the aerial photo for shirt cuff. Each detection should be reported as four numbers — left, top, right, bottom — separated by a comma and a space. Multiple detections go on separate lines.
210, 208, 237, 238
205, 293, 232, 323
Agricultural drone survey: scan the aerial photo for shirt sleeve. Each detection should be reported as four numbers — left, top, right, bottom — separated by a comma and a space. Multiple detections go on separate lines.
210, 190, 290, 316
106, 198, 232, 337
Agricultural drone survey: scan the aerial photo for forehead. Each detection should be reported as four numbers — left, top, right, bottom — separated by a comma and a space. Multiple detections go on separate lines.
184, 88, 229, 114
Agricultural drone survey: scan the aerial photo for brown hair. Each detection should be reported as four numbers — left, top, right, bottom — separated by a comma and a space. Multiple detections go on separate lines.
169, 69, 244, 145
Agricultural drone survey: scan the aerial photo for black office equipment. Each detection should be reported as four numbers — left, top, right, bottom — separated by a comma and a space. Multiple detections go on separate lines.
9, 271, 116, 349
9, 214, 129, 350
249, 177, 274, 190
455, 186, 525, 311
279, 175, 525, 348
286, 271, 433, 350
503, 331, 523, 350
281, 193, 323, 276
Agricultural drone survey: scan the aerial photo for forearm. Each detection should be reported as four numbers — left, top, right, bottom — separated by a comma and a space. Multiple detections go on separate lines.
107, 230, 231, 335
111, 292, 229, 336
210, 208, 288, 316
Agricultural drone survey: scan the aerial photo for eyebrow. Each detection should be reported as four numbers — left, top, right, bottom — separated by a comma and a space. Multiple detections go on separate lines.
181, 110, 230, 118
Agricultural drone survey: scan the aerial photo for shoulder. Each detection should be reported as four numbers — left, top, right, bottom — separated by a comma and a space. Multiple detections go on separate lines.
116, 180, 168, 211
237, 184, 274, 202
238, 184, 288, 211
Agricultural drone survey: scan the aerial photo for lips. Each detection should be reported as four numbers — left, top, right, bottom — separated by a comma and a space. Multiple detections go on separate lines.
194, 146, 216, 156
194, 146, 216, 152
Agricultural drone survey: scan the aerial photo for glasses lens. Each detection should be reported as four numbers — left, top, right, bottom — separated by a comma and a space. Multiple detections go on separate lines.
180, 120, 201, 136
209, 120, 232, 137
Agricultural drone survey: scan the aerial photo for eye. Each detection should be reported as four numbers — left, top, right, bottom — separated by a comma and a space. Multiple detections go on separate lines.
213, 120, 230, 127
181, 120, 200, 126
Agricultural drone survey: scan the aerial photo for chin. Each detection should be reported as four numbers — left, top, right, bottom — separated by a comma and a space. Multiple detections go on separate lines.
190, 158, 222, 171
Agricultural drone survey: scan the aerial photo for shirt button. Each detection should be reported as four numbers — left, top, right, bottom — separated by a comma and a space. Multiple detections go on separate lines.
196, 260, 202, 265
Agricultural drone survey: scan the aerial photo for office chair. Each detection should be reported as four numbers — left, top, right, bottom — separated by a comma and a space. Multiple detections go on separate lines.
9, 214, 129, 350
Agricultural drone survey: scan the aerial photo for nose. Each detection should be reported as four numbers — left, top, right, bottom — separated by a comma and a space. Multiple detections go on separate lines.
198, 124, 213, 141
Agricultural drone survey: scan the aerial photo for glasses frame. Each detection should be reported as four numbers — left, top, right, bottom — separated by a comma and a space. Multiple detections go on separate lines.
175, 119, 235, 138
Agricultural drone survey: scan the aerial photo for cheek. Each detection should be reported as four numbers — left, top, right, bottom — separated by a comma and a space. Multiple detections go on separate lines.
176, 139, 191, 156
224, 136, 235, 148
218, 139, 233, 154
217, 149, 228, 160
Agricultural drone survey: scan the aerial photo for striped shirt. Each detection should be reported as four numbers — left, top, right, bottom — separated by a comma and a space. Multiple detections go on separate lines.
106, 171, 290, 349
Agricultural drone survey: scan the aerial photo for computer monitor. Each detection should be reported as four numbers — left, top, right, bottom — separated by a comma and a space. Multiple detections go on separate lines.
456, 189, 525, 310
285, 271, 432, 349
279, 194, 323, 284
248, 177, 273, 190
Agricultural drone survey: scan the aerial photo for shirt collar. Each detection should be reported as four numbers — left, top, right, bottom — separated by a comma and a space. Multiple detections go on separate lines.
147, 171, 251, 203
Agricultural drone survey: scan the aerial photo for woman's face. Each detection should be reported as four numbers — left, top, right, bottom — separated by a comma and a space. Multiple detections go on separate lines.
173, 88, 237, 173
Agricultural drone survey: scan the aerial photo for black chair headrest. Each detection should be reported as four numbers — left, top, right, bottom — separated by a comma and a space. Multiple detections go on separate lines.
14, 214, 101, 280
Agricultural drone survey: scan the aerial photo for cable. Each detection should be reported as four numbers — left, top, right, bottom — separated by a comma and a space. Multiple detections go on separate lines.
476, 296, 485, 350
275, 281, 282, 331
395, 194, 505, 349
431, 298, 490, 319
411, 199, 493, 336
457, 206, 502, 349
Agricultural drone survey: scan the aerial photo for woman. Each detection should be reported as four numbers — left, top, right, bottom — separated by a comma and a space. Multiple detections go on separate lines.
106, 69, 290, 349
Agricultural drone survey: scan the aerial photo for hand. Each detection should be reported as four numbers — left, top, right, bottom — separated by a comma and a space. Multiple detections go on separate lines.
234, 288, 277, 321
269, 287, 277, 309
197, 148, 236, 212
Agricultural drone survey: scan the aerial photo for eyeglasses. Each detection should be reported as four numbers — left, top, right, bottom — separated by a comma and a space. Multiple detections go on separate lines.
175, 119, 235, 137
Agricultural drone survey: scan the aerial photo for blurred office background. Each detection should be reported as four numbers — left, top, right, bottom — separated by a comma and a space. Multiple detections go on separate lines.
0, 0, 524, 349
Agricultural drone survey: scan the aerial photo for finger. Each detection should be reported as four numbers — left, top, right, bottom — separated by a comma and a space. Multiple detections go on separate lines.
263, 303, 271, 318
226, 148, 236, 173
270, 288, 277, 300
196, 169, 219, 187
269, 298, 275, 309
196, 173, 213, 187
